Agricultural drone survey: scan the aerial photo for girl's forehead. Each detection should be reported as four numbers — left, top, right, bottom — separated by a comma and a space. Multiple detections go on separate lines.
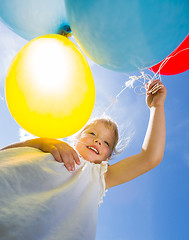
86, 121, 109, 130
85, 121, 115, 138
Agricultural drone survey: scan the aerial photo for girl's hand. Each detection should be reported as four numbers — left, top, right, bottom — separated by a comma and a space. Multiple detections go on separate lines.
38, 138, 81, 171
146, 79, 167, 108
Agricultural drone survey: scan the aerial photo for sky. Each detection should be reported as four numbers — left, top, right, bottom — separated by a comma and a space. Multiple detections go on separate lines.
0, 18, 189, 240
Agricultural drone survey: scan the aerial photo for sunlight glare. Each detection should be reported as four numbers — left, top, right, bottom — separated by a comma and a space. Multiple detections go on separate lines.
28, 39, 72, 95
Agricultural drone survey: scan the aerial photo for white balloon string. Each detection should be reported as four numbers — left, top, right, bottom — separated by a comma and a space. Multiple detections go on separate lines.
153, 47, 189, 78
104, 47, 189, 113
104, 86, 127, 112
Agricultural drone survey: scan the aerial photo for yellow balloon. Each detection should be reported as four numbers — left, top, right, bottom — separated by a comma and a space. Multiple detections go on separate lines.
5, 34, 95, 138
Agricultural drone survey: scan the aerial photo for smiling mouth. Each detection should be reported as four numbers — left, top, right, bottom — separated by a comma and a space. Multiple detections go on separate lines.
87, 146, 99, 155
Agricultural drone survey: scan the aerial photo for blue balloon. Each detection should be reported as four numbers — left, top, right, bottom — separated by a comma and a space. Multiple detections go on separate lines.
65, 0, 189, 73
0, 0, 70, 40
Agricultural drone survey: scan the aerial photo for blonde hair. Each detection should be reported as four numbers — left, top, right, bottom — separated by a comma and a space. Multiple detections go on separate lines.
73, 116, 119, 158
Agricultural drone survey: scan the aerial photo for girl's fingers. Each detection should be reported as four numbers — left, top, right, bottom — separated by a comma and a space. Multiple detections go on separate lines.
72, 150, 81, 165
146, 79, 164, 94
50, 147, 63, 163
62, 153, 75, 171
60, 149, 81, 172
58, 150, 74, 171
147, 79, 160, 87
151, 85, 163, 94
66, 150, 81, 172
148, 84, 163, 94
47, 142, 81, 172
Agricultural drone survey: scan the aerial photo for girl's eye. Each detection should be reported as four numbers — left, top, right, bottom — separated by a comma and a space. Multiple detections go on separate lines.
89, 132, 95, 136
104, 141, 109, 146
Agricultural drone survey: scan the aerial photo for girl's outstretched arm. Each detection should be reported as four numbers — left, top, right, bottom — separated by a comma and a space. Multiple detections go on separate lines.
105, 79, 167, 189
1, 138, 80, 172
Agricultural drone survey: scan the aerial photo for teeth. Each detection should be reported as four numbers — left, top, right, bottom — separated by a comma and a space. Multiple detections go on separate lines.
88, 146, 99, 154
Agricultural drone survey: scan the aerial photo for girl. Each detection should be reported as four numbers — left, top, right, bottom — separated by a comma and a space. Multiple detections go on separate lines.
0, 79, 166, 240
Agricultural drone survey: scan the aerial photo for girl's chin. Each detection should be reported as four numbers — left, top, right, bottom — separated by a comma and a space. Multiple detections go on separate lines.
76, 148, 104, 163
87, 157, 103, 164
81, 154, 101, 164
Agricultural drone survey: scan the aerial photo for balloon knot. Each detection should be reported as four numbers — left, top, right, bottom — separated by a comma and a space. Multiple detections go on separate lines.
58, 25, 72, 38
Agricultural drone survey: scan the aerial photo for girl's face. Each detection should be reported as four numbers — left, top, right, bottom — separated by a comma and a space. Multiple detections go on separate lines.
75, 121, 115, 163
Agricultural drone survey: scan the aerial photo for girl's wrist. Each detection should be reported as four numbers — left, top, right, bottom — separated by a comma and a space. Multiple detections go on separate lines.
24, 138, 42, 150
149, 105, 165, 113
149, 101, 165, 109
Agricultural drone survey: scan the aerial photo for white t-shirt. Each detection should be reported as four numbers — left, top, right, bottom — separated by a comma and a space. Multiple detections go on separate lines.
0, 147, 108, 240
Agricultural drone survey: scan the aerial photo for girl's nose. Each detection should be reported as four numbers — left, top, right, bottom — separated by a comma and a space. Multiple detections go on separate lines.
95, 139, 102, 145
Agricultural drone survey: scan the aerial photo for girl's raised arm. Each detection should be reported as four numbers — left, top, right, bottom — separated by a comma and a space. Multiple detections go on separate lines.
105, 79, 167, 189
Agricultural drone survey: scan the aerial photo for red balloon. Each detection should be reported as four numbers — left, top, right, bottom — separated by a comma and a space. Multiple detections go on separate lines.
150, 34, 189, 75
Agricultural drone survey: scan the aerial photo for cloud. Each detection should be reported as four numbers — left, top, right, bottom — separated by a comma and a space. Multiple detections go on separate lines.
0, 95, 4, 101
19, 128, 35, 142
0, 88, 5, 101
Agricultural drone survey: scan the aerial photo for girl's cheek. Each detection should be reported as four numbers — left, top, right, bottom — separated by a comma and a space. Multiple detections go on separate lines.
82, 133, 90, 138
